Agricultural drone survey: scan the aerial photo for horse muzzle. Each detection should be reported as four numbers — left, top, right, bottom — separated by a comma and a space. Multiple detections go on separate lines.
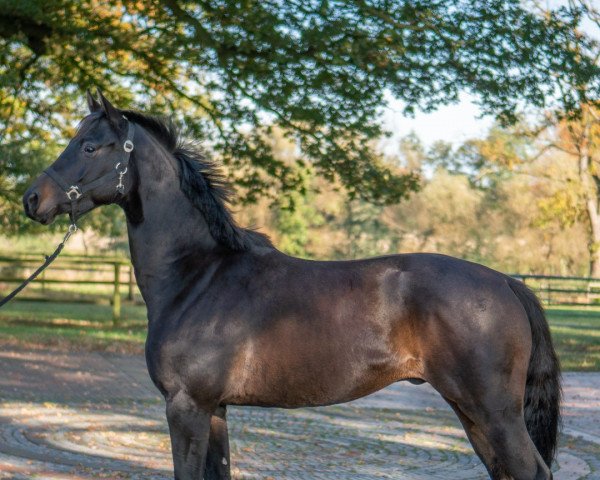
23, 181, 60, 225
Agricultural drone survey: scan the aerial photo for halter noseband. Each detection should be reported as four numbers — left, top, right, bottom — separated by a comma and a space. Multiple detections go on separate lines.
43, 118, 135, 227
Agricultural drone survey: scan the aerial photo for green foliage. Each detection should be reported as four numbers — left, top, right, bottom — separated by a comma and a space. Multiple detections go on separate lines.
334, 199, 396, 259
425, 126, 534, 187
272, 183, 323, 257
251, 122, 593, 276
396, 132, 426, 170
535, 188, 584, 229
390, 168, 484, 260
1, 0, 599, 235
273, 203, 310, 257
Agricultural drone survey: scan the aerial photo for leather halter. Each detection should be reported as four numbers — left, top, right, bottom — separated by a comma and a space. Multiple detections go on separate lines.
43, 118, 135, 225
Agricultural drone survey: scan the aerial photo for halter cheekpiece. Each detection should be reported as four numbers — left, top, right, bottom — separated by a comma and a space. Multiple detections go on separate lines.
43, 117, 135, 228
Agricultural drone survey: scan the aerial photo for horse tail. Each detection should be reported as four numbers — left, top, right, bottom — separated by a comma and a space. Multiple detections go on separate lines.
507, 277, 561, 467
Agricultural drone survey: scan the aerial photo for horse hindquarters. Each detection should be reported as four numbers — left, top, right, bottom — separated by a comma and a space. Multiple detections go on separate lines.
458, 278, 560, 480
420, 278, 557, 479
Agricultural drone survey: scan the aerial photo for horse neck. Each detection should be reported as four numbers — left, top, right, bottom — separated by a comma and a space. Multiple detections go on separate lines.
122, 132, 219, 308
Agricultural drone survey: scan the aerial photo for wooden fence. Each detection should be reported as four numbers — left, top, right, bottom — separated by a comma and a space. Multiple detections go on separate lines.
0, 253, 137, 324
513, 274, 600, 306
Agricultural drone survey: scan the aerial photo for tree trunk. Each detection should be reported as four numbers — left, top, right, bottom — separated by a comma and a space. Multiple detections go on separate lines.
578, 112, 600, 277
585, 196, 600, 277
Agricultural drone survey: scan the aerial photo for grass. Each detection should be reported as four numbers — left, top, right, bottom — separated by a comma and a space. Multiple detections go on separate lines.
546, 306, 600, 371
0, 300, 147, 354
0, 301, 598, 371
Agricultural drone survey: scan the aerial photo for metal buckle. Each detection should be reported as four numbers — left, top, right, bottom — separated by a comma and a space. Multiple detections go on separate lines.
123, 140, 134, 153
66, 186, 82, 200
115, 163, 128, 194
115, 162, 128, 175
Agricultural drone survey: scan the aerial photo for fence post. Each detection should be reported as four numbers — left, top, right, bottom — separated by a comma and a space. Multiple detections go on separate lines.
112, 263, 121, 326
586, 281, 591, 305
128, 265, 134, 301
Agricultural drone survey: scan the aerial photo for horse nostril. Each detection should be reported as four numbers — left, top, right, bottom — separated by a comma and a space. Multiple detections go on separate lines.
26, 191, 39, 215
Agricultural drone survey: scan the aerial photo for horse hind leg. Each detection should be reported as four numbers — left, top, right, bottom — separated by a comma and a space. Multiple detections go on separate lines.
445, 397, 507, 478
479, 409, 551, 480
447, 396, 552, 480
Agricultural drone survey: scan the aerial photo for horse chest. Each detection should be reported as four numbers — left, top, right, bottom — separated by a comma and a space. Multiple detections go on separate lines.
145, 323, 232, 403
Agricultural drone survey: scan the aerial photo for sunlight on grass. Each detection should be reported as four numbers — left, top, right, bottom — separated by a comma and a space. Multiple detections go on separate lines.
546, 307, 600, 371
0, 301, 147, 353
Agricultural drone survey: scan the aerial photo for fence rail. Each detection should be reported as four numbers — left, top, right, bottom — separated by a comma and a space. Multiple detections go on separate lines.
0, 253, 137, 324
512, 274, 600, 306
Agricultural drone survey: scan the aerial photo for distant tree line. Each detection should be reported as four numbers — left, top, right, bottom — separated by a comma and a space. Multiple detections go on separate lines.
237, 116, 599, 277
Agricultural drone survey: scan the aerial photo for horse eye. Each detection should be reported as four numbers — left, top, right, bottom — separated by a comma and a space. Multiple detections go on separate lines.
83, 145, 96, 154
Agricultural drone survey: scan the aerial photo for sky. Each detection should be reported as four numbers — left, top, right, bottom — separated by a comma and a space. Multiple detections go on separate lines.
380, 93, 493, 154
381, 0, 599, 152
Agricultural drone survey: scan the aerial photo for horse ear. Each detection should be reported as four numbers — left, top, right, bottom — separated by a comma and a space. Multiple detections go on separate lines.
86, 89, 101, 113
97, 88, 125, 129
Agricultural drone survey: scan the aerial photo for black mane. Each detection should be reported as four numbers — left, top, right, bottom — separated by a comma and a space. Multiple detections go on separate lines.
120, 110, 273, 251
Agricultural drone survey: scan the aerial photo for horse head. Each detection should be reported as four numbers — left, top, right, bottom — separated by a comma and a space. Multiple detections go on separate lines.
23, 90, 135, 225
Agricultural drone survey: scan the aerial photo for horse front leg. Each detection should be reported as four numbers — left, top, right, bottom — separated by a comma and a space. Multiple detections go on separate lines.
204, 405, 231, 480
166, 392, 212, 480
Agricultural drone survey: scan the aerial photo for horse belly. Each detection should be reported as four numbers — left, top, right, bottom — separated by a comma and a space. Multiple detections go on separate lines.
223, 315, 420, 408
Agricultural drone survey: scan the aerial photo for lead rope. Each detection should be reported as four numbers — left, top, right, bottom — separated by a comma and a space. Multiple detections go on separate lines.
0, 223, 77, 308
0, 162, 84, 308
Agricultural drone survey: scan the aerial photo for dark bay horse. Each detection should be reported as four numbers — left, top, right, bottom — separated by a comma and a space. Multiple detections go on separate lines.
23, 92, 560, 480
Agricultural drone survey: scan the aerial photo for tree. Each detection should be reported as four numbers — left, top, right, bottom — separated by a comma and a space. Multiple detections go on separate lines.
1, 0, 599, 233
520, 1, 600, 276
539, 106, 600, 276
383, 130, 590, 275
428, 126, 535, 189
388, 168, 484, 258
